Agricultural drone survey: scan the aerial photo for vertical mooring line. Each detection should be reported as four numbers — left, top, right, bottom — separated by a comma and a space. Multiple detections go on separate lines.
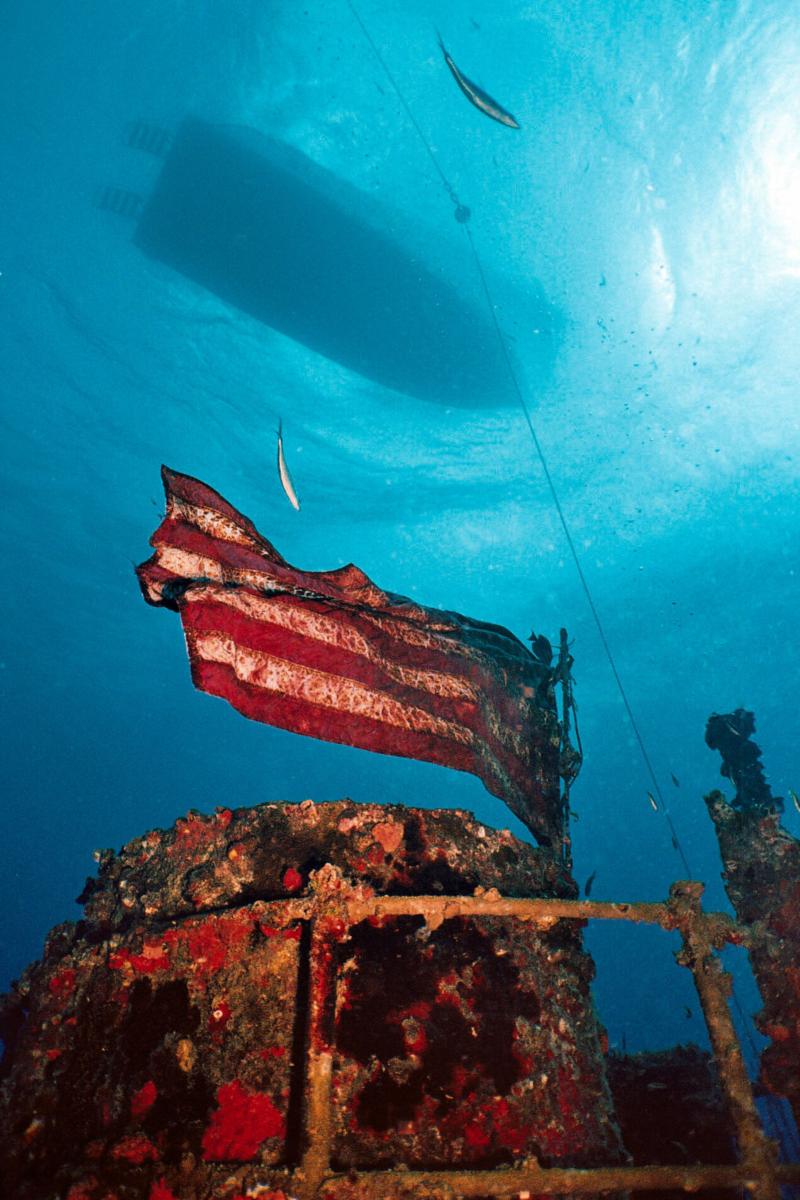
345, 0, 695, 879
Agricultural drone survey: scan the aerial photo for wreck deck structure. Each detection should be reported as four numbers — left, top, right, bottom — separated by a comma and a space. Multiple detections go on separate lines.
2, 799, 798, 1200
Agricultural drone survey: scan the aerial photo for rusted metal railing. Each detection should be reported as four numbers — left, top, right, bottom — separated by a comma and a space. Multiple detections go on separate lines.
275, 867, 800, 1199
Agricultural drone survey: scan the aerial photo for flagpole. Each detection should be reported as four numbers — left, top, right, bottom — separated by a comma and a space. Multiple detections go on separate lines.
557, 628, 581, 871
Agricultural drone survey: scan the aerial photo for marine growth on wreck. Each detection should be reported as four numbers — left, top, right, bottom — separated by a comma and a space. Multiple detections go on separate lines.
3, 1, 800, 1198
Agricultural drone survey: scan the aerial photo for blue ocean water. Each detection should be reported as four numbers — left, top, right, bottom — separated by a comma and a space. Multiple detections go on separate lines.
1, 0, 798, 1128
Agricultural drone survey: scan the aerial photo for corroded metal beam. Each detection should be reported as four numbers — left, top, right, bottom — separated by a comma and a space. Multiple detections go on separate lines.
669, 881, 781, 1200
315, 1160, 800, 1196
298, 912, 338, 1195
346, 891, 674, 928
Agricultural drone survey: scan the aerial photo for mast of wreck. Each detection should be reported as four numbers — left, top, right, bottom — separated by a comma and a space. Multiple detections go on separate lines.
704, 708, 800, 1128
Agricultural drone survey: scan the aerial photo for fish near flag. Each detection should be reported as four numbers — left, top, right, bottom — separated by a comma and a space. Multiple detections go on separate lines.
137, 468, 561, 844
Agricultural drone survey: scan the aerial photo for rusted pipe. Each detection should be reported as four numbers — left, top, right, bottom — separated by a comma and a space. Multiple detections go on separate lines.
669, 881, 781, 1200
315, 1160, 800, 1197
345, 891, 676, 929
297, 912, 340, 1196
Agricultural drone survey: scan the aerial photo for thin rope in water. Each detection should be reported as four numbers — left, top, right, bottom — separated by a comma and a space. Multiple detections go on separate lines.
345, 0, 691, 875
346, 1, 462, 214
463, 224, 691, 875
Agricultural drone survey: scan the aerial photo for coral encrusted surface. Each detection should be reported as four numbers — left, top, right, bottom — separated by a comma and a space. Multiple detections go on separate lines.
0, 800, 624, 1199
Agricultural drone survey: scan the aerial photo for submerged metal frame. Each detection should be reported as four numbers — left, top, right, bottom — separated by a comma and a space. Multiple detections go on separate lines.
267, 868, 799, 1198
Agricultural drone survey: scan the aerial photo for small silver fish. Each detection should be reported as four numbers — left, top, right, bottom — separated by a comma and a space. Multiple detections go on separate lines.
584, 870, 597, 897
277, 420, 300, 511
790, 788, 800, 814
437, 32, 520, 129
647, 791, 659, 812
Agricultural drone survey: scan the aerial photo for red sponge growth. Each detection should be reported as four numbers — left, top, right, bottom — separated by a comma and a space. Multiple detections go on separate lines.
201, 1080, 285, 1161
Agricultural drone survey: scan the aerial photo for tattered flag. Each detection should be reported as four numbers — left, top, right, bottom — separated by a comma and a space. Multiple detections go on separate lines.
137, 468, 561, 844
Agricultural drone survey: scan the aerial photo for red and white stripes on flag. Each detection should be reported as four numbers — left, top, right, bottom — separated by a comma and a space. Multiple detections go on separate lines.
137, 468, 561, 844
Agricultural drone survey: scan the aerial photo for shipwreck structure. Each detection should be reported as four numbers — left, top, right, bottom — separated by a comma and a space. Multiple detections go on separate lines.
704, 710, 800, 1130
0, 801, 625, 1199
2, 791, 798, 1199
2, 464, 799, 1196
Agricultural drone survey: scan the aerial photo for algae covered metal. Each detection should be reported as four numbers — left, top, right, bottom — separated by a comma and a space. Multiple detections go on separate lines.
0, 801, 623, 1199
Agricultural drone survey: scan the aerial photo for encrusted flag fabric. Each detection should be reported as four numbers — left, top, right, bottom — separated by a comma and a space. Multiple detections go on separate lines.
137, 468, 561, 843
